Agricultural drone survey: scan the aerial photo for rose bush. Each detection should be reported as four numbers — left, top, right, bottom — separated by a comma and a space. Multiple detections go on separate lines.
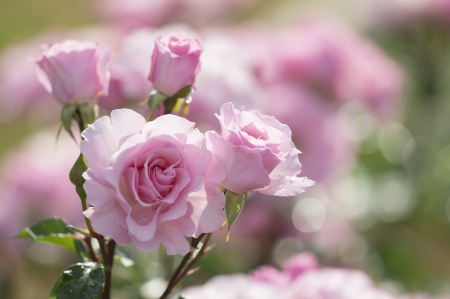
206, 102, 314, 196
36, 39, 111, 105
148, 31, 203, 96
81, 108, 223, 255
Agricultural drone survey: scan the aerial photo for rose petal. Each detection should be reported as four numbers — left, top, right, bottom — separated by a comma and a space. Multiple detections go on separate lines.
81, 109, 146, 184
206, 131, 270, 194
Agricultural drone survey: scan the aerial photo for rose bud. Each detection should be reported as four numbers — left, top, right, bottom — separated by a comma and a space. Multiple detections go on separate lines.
148, 31, 203, 96
36, 39, 111, 105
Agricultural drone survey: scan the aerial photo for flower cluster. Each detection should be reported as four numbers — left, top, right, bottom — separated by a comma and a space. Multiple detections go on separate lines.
33, 32, 313, 255
81, 102, 312, 254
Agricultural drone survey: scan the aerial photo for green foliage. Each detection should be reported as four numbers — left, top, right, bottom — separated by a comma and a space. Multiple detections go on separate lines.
70, 154, 88, 205
60, 105, 77, 138
50, 262, 105, 299
146, 89, 169, 120
146, 85, 193, 120
78, 104, 97, 126
15, 218, 89, 260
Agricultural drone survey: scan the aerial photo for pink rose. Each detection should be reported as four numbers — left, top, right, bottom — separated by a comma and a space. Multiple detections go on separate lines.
36, 39, 111, 105
81, 109, 219, 255
181, 274, 281, 299
206, 102, 314, 196
148, 31, 203, 96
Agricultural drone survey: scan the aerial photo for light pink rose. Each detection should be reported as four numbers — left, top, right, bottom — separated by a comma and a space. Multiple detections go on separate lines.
81, 109, 221, 254
285, 268, 397, 299
282, 252, 319, 280
148, 31, 203, 96
36, 39, 111, 105
206, 102, 314, 196
180, 274, 282, 299
180, 257, 397, 299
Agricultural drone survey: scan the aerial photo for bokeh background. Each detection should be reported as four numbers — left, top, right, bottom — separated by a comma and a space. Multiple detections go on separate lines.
2, 0, 450, 298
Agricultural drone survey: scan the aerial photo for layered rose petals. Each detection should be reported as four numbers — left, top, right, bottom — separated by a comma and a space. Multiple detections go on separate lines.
207, 102, 314, 196
81, 109, 223, 255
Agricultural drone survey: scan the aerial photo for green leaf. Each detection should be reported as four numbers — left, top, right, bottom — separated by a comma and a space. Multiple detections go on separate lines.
50, 262, 105, 299
70, 154, 88, 204
15, 218, 89, 260
178, 295, 191, 299
78, 104, 98, 126
147, 89, 169, 120
224, 190, 248, 243
61, 105, 77, 139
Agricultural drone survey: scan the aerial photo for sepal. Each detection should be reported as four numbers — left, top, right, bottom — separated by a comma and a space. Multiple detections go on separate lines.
224, 190, 248, 243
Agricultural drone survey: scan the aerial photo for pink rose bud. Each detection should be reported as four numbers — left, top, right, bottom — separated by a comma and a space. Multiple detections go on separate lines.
36, 40, 111, 105
148, 31, 203, 96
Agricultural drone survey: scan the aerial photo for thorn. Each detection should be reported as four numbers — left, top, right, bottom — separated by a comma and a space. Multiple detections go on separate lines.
226, 231, 230, 244
187, 267, 200, 275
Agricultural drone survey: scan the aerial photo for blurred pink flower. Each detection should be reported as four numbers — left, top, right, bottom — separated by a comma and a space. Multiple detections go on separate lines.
263, 84, 355, 182
148, 31, 203, 97
181, 274, 282, 299
36, 40, 111, 105
81, 109, 223, 254
0, 34, 62, 122
181, 253, 398, 299
206, 102, 313, 195
282, 252, 319, 279
267, 19, 404, 118
187, 33, 265, 131
285, 267, 396, 299
0, 130, 84, 243
94, 0, 262, 30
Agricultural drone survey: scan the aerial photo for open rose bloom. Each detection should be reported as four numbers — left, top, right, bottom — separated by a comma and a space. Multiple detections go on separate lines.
81, 109, 223, 255
206, 102, 314, 195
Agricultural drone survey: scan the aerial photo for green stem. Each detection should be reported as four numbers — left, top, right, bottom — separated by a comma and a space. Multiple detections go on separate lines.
172, 233, 212, 288
159, 233, 210, 299
102, 240, 116, 299
73, 107, 112, 298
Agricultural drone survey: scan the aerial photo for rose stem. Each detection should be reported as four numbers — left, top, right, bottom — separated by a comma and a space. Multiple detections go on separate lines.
159, 233, 211, 299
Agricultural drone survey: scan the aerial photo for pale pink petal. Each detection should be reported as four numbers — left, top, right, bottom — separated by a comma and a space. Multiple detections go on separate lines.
83, 170, 117, 208
206, 131, 270, 194
81, 109, 146, 184
188, 188, 225, 237
84, 206, 131, 245
259, 176, 315, 196
142, 114, 204, 146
